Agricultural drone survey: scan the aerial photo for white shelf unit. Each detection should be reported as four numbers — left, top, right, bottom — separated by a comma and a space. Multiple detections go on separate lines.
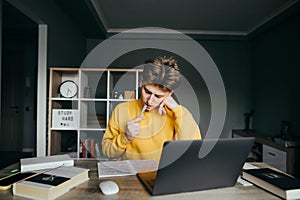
48, 68, 142, 159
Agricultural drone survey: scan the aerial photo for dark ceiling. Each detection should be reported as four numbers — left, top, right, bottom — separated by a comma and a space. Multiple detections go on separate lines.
3, 0, 300, 40
54, 0, 300, 39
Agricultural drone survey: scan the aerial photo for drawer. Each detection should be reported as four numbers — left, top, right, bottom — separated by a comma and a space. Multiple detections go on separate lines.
263, 145, 287, 172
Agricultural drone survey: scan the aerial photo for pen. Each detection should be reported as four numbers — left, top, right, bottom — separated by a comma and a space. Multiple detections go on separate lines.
15, 164, 64, 184
139, 104, 147, 117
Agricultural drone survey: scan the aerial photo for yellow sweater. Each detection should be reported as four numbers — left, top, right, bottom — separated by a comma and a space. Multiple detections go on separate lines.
102, 99, 201, 161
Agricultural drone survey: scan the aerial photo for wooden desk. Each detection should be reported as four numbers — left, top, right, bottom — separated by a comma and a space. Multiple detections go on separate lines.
0, 160, 280, 200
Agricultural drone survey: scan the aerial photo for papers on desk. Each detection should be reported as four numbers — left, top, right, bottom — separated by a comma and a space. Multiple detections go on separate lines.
237, 162, 259, 186
243, 162, 259, 170
98, 160, 159, 177
237, 176, 253, 186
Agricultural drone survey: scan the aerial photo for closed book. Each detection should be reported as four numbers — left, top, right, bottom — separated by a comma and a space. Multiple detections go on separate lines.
13, 166, 89, 200
90, 140, 95, 158
81, 139, 87, 158
242, 168, 300, 200
20, 154, 74, 172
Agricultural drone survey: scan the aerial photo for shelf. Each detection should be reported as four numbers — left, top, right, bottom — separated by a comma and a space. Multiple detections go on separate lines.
48, 67, 141, 159
80, 98, 107, 101
79, 128, 106, 131
50, 128, 78, 131
51, 98, 79, 101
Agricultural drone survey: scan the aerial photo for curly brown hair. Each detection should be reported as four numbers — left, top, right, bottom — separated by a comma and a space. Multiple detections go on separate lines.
142, 56, 181, 91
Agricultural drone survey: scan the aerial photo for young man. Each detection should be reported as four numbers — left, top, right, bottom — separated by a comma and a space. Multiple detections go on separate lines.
102, 56, 201, 161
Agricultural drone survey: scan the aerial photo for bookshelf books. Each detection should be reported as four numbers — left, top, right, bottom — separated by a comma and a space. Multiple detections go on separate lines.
242, 168, 300, 200
13, 166, 89, 200
80, 139, 99, 158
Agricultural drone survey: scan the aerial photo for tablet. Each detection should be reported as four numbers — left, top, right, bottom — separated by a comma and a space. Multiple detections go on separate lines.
0, 172, 35, 190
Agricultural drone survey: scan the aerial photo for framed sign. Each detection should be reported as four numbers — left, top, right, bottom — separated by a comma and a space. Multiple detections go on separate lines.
52, 109, 78, 128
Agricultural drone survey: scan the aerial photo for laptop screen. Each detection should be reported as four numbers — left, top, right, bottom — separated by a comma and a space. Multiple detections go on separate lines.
145, 137, 255, 195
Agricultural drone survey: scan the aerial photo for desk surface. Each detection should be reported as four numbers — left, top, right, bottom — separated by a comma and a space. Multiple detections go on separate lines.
0, 160, 280, 200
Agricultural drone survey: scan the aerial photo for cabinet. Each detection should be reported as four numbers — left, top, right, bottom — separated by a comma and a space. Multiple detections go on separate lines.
48, 68, 143, 159
232, 129, 300, 178
263, 144, 286, 172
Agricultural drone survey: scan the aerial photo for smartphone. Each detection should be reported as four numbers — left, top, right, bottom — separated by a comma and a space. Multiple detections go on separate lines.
0, 172, 35, 190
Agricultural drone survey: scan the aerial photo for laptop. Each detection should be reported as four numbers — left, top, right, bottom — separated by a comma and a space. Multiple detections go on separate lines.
137, 137, 255, 195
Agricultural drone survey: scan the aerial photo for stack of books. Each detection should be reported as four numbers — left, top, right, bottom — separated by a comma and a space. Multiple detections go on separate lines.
242, 168, 300, 200
12, 154, 89, 200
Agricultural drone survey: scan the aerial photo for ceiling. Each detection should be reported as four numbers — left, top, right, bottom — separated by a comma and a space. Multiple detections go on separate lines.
3, 0, 300, 39
53, 0, 300, 39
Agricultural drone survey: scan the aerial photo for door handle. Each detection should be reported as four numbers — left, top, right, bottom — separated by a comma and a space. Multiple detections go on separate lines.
9, 106, 20, 113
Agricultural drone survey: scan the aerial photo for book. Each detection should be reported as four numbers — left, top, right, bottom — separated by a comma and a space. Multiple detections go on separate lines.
237, 162, 259, 186
242, 168, 300, 199
13, 166, 89, 200
90, 140, 95, 158
81, 139, 87, 158
98, 160, 159, 178
20, 154, 74, 172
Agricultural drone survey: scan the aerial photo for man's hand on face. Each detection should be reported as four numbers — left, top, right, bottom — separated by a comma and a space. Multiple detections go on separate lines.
125, 116, 144, 141
158, 93, 178, 115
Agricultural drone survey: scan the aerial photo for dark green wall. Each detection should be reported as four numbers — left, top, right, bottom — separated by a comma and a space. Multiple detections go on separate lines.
86, 39, 252, 138
201, 40, 252, 137
3, 0, 299, 140
0, 0, 87, 152
0, 0, 2, 138
17, 0, 87, 66
251, 10, 300, 137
